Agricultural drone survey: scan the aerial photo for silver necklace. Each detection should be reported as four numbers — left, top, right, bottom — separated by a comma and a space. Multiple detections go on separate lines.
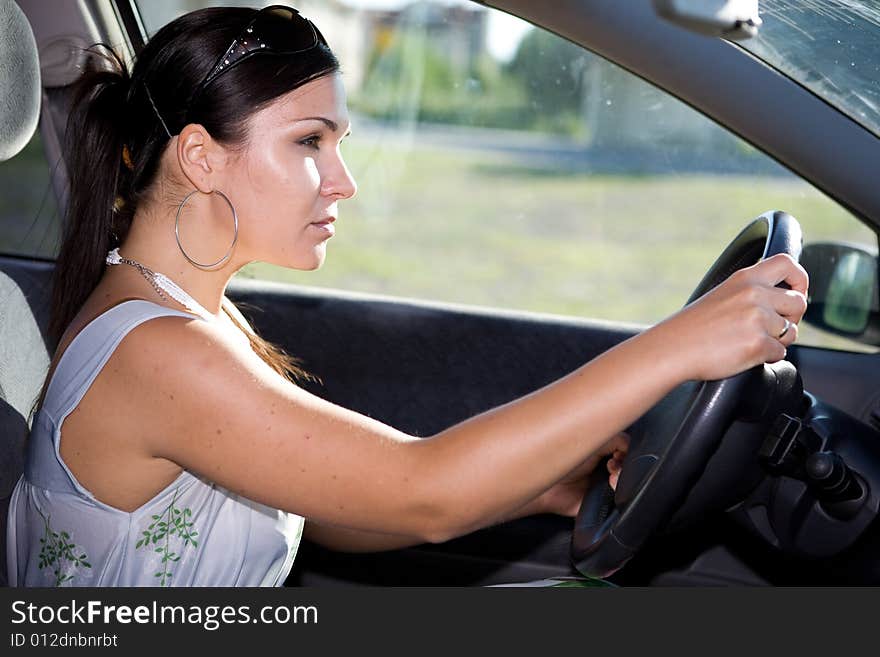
106, 247, 213, 320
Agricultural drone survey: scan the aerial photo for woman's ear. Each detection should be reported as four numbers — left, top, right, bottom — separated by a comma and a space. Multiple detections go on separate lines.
175, 124, 220, 193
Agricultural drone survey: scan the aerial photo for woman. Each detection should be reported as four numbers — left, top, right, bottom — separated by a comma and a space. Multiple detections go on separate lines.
6, 5, 807, 587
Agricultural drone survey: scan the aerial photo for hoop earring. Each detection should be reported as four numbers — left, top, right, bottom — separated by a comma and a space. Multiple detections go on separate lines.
175, 189, 239, 270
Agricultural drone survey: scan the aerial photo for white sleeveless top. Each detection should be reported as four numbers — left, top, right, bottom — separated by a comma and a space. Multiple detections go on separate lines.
6, 300, 304, 587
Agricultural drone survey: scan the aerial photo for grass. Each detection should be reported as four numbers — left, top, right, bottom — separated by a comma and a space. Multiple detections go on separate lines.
238, 138, 876, 351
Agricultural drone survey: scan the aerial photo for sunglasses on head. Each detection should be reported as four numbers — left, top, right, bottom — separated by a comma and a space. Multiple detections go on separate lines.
191, 4, 326, 101
146, 5, 327, 139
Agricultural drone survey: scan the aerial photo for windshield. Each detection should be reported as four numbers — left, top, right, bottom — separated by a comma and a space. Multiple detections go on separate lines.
740, 1, 880, 138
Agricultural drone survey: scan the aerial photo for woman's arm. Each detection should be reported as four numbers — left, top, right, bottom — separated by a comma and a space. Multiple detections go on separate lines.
301, 495, 549, 553
117, 254, 805, 544
302, 445, 624, 552
302, 522, 423, 553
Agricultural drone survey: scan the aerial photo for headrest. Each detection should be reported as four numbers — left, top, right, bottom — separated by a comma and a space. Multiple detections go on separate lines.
0, 0, 41, 162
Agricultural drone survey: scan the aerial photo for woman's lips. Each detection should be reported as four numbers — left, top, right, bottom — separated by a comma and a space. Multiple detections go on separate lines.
310, 216, 336, 236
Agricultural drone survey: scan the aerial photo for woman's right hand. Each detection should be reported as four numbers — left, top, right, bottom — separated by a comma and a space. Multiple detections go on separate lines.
654, 253, 809, 382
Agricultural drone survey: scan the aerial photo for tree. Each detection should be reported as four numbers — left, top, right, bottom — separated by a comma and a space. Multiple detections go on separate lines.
506, 28, 588, 119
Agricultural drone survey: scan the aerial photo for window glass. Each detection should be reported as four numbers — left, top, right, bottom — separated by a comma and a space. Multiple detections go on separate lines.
741, 0, 880, 139
0, 127, 61, 260
135, 1, 877, 353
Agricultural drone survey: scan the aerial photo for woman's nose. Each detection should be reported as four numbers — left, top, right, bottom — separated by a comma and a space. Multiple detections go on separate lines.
322, 155, 357, 200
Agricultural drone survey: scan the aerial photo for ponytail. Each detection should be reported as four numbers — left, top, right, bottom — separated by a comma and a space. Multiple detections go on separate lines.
48, 45, 131, 346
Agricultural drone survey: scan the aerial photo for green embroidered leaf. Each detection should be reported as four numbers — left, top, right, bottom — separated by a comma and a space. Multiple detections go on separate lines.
136, 539, 144, 549
132, 494, 196, 584
83, 562, 91, 569
60, 531, 70, 539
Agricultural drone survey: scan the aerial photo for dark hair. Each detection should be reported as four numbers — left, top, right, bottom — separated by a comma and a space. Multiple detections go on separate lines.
48, 6, 339, 383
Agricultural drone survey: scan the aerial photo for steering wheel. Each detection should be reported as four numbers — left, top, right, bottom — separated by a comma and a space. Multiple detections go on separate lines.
571, 210, 805, 578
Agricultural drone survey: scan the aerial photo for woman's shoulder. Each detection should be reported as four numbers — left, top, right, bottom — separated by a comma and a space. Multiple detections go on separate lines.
114, 298, 262, 375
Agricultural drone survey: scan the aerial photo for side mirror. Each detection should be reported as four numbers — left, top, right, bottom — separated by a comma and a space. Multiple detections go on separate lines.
800, 242, 880, 342
653, 0, 762, 40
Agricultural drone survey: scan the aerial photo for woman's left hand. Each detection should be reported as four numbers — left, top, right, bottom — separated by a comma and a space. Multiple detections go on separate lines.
537, 432, 629, 517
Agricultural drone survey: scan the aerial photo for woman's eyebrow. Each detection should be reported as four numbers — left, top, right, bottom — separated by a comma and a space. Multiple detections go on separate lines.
291, 116, 352, 138
291, 116, 339, 131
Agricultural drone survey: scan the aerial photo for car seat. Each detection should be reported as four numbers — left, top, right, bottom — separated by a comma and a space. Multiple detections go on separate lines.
0, 0, 50, 587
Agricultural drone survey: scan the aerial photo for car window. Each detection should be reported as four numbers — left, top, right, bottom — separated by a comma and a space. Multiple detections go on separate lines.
138, 2, 878, 353
0, 127, 61, 260
740, 0, 880, 139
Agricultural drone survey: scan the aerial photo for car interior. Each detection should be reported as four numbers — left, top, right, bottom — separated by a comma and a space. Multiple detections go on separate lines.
4, 0, 880, 587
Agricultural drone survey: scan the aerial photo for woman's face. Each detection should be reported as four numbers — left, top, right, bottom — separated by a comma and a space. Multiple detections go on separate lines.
223, 72, 357, 271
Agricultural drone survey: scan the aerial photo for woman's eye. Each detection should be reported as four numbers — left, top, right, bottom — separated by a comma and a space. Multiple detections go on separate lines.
299, 136, 320, 149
